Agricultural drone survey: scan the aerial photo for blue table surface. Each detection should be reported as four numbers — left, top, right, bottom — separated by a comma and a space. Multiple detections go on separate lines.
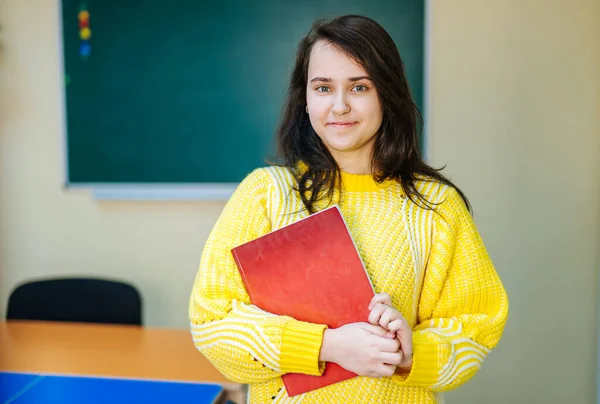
0, 372, 224, 404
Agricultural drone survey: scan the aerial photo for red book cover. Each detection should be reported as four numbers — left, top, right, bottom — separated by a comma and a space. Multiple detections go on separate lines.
231, 205, 375, 396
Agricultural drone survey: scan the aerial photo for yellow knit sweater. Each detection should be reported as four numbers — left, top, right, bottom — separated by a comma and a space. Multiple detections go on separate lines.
189, 166, 508, 404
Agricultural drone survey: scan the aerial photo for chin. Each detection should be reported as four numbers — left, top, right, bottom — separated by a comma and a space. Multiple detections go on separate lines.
325, 141, 361, 153
320, 133, 354, 149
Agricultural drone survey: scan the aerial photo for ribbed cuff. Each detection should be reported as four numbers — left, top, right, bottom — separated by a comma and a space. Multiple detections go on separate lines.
400, 331, 449, 386
280, 320, 327, 376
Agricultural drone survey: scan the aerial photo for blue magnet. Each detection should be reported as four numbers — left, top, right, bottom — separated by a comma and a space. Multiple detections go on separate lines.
80, 41, 91, 57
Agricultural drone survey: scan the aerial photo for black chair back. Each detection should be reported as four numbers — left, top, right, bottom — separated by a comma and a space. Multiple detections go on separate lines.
6, 278, 142, 326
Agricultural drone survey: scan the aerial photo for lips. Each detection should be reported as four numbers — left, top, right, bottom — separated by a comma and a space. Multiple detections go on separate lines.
327, 122, 357, 128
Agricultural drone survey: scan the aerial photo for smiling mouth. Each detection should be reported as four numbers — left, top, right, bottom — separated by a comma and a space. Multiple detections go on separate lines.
327, 122, 358, 128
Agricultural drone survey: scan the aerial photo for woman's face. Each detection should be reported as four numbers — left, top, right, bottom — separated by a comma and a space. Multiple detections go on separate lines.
306, 40, 383, 172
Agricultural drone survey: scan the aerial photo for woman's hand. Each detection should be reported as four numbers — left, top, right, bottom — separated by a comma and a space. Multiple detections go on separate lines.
368, 293, 413, 371
319, 322, 402, 377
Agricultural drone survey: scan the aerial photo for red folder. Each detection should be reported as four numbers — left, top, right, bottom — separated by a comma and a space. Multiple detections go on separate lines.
231, 205, 375, 396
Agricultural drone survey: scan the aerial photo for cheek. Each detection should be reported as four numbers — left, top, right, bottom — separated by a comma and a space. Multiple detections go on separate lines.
357, 98, 383, 127
307, 97, 329, 124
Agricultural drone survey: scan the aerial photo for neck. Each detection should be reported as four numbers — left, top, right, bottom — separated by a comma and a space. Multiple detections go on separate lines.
329, 150, 372, 175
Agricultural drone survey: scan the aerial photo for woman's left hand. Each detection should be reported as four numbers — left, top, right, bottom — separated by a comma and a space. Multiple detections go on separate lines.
368, 293, 413, 372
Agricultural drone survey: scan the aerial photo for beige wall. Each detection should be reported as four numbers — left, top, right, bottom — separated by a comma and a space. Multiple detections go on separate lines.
426, 1, 600, 403
1, 1, 599, 403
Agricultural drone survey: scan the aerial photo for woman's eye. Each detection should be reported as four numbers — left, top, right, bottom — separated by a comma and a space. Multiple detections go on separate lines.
316, 86, 331, 93
353, 85, 368, 92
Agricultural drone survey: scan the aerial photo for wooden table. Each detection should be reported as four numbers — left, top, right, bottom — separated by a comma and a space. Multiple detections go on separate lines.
0, 320, 245, 402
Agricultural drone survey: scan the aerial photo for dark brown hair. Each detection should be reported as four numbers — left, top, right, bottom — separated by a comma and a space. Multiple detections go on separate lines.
275, 15, 470, 214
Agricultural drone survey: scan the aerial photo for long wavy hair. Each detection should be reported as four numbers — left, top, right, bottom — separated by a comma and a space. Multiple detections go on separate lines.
275, 15, 470, 214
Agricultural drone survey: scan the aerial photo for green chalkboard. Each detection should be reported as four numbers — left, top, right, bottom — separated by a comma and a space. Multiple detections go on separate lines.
62, 0, 424, 184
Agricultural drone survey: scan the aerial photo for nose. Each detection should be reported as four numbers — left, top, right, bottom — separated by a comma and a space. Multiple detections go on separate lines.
332, 93, 350, 115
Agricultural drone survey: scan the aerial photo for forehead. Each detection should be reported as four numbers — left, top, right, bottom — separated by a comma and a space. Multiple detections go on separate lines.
307, 41, 367, 78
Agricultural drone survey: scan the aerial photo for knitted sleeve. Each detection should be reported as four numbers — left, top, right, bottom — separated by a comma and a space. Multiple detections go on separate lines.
395, 186, 509, 391
188, 168, 327, 384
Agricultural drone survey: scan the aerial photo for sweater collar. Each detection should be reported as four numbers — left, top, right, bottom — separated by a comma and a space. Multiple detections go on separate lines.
339, 171, 396, 192
295, 161, 398, 193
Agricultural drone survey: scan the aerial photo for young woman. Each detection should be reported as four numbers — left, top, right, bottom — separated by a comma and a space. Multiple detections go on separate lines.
189, 15, 508, 404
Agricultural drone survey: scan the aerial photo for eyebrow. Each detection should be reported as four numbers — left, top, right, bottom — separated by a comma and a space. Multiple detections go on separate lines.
309, 76, 372, 83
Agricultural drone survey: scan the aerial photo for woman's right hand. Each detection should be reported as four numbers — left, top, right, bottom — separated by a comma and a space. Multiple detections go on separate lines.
319, 322, 402, 377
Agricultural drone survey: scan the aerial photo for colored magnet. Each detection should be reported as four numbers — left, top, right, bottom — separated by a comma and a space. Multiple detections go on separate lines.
80, 42, 91, 57
78, 10, 89, 22
79, 27, 91, 40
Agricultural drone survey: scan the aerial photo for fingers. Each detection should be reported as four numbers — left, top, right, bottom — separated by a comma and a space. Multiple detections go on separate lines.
378, 307, 397, 329
369, 303, 405, 332
368, 303, 388, 325
380, 351, 403, 366
360, 323, 390, 337
397, 330, 413, 362
387, 319, 404, 334
359, 324, 400, 351
364, 363, 396, 378
376, 363, 397, 377
368, 293, 391, 310
384, 330, 395, 339
385, 318, 412, 364
378, 335, 400, 353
